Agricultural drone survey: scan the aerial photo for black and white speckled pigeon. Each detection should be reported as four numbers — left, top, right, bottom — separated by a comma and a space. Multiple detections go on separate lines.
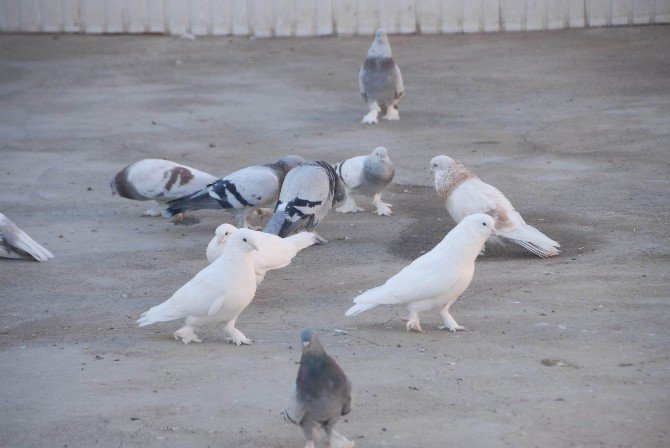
0, 213, 54, 262
285, 329, 354, 448
262, 161, 345, 243
359, 29, 404, 124
335, 147, 396, 216
162, 155, 305, 228
110, 159, 217, 218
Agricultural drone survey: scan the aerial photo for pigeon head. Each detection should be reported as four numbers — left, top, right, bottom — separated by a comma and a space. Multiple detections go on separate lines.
214, 223, 237, 244
371, 146, 390, 159
279, 155, 306, 170
462, 213, 497, 237
300, 328, 324, 352
368, 29, 392, 58
230, 228, 259, 252
430, 155, 456, 174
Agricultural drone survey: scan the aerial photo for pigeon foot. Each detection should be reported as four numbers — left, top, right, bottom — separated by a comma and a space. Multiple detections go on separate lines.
405, 313, 424, 333
173, 326, 202, 344
361, 110, 379, 124
382, 107, 400, 121
225, 327, 252, 346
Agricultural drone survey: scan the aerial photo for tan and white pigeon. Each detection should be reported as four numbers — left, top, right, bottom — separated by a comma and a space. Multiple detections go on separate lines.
431, 155, 560, 258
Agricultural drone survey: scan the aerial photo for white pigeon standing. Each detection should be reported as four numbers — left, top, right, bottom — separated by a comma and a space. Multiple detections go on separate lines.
0, 213, 54, 261
206, 223, 316, 284
137, 229, 259, 345
359, 29, 404, 124
431, 155, 560, 258
335, 147, 396, 216
346, 214, 495, 333
263, 161, 345, 243
110, 159, 217, 218
163, 155, 305, 228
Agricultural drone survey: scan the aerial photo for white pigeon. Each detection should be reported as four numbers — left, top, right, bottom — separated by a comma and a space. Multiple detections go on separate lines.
335, 147, 396, 216
0, 213, 54, 261
110, 159, 217, 217
163, 155, 305, 228
431, 155, 560, 258
359, 29, 404, 124
137, 229, 259, 345
206, 223, 316, 284
346, 214, 495, 333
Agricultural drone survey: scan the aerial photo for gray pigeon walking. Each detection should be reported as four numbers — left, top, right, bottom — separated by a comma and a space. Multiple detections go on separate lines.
335, 147, 396, 216
162, 155, 304, 228
262, 161, 345, 243
0, 213, 54, 262
431, 155, 560, 257
285, 329, 354, 448
359, 29, 404, 124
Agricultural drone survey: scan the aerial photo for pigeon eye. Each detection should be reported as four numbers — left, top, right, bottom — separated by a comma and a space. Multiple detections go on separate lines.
243, 238, 247, 242
483, 222, 487, 226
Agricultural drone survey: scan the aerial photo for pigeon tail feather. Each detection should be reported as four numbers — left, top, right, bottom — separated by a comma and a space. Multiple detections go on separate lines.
286, 232, 317, 251
137, 302, 187, 327
162, 191, 222, 217
499, 213, 560, 258
345, 302, 378, 316
262, 210, 286, 235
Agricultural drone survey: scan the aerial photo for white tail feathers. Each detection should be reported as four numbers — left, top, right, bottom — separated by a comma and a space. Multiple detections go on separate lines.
286, 232, 316, 251
499, 214, 560, 258
137, 303, 186, 327
345, 303, 378, 316
13, 230, 54, 261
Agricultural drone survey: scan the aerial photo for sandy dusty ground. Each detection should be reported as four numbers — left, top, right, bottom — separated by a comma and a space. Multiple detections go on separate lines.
1, 26, 669, 448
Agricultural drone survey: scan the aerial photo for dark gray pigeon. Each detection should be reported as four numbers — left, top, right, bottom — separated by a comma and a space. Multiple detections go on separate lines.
285, 329, 354, 448
262, 161, 345, 243
162, 155, 305, 228
359, 29, 404, 124
0, 213, 54, 262
335, 147, 396, 216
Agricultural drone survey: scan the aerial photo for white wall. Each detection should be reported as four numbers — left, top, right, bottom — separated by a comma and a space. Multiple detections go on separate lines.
1, 0, 668, 36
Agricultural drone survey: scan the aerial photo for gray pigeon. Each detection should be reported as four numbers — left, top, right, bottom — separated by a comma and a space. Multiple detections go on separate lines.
285, 329, 354, 448
0, 213, 54, 262
163, 155, 305, 228
262, 161, 345, 243
110, 159, 217, 219
335, 147, 396, 216
359, 29, 404, 124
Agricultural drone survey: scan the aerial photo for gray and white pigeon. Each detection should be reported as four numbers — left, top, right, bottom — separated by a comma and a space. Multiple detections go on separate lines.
206, 223, 316, 284
431, 155, 560, 258
110, 159, 217, 217
0, 213, 54, 261
262, 161, 345, 243
137, 229, 259, 345
285, 328, 354, 448
346, 214, 495, 333
162, 155, 305, 228
359, 29, 404, 124
335, 147, 395, 216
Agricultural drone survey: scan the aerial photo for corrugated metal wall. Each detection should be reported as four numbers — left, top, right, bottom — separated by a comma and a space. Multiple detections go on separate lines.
1, 0, 668, 36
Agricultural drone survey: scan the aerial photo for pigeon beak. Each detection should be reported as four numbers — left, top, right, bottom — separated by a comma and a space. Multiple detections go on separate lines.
430, 167, 435, 174
249, 241, 259, 251
491, 227, 498, 236
302, 341, 310, 348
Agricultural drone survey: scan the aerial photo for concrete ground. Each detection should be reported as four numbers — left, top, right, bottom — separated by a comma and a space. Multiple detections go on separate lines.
1, 26, 669, 448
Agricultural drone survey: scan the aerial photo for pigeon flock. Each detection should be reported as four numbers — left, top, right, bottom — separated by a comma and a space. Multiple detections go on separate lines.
2, 30, 563, 447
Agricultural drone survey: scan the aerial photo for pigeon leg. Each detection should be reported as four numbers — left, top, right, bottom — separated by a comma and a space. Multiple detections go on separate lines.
235, 208, 262, 230
336, 194, 364, 213
361, 101, 380, 124
301, 419, 319, 448
371, 193, 393, 216
329, 430, 355, 448
405, 312, 425, 333
142, 201, 165, 217
223, 320, 252, 346
383, 102, 400, 121
173, 325, 202, 344
439, 303, 467, 332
